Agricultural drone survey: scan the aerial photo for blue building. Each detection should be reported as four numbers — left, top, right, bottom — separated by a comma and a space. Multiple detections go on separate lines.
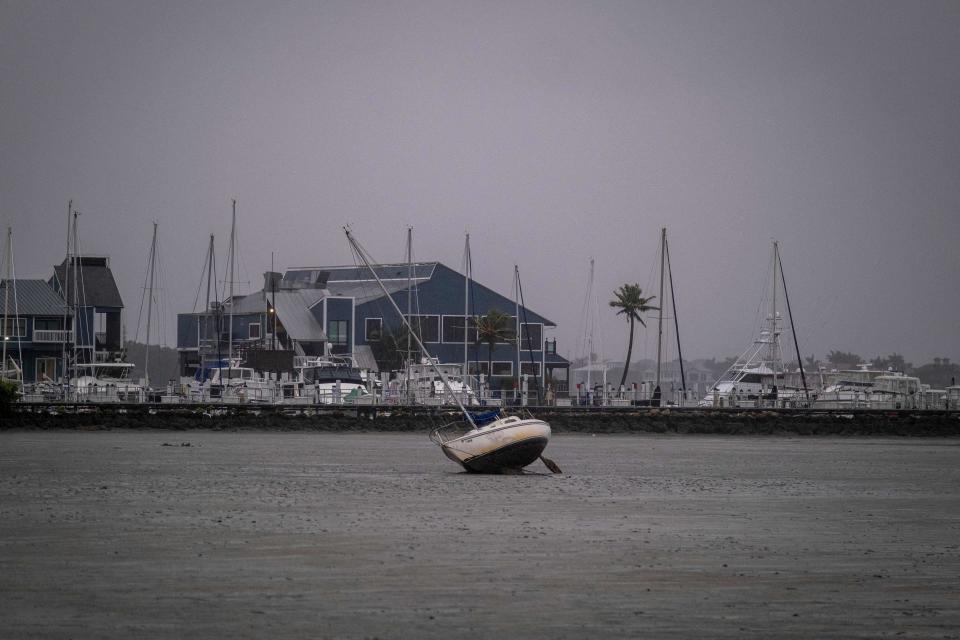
177, 262, 570, 392
49, 256, 126, 370
0, 279, 73, 382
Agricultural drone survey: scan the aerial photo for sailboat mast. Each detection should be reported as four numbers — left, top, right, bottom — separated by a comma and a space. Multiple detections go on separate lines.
144, 222, 158, 388
227, 200, 236, 366
405, 227, 412, 394
62, 200, 71, 382
71, 212, 79, 377
771, 241, 779, 377
514, 265, 520, 387
463, 233, 470, 376
2, 227, 11, 380
586, 258, 594, 392
345, 227, 476, 429
655, 227, 666, 391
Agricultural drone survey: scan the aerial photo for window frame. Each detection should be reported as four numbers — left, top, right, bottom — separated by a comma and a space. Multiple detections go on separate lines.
364, 317, 383, 342
327, 319, 348, 346
1, 317, 27, 338
407, 314, 440, 343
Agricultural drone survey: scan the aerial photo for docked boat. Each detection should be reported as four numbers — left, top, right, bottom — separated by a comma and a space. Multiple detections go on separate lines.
345, 226, 557, 474
190, 361, 275, 403
282, 355, 372, 404
70, 361, 144, 402
813, 366, 921, 409
391, 358, 477, 406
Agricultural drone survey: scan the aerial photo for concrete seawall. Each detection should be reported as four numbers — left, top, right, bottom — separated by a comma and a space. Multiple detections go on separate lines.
4, 403, 960, 436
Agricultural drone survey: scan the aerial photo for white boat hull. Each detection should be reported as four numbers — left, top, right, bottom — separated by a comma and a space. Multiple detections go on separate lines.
433, 417, 551, 473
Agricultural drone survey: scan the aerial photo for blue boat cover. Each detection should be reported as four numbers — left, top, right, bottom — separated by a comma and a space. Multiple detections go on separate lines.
194, 359, 230, 381
469, 410, 501, 425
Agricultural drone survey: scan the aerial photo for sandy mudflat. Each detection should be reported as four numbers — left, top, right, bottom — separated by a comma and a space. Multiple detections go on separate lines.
1, 431, 958, 639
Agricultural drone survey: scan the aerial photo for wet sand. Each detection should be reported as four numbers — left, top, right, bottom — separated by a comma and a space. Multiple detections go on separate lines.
1, 431, 958, 639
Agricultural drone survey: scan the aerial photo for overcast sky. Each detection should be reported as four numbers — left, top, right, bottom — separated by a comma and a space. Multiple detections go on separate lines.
1, 0, 958, 365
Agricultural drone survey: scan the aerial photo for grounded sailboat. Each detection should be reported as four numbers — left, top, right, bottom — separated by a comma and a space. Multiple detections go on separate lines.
345, 226, 556, 474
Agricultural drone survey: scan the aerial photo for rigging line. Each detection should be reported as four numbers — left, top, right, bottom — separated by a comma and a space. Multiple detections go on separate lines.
516, 267, 542, 405
665, 236, 686, 395
778, 248, 809, 401
133, 225, 154, 345
191, 239, 212, 314
73, 224, 93, 368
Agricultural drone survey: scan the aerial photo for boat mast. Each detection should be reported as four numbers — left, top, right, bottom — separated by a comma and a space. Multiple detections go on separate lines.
71, 211, 80, 377
586, 258, 594, 392
345, 227, 476, 429
514, 265, 520, 388
1, 227, 10, 380
406, 227, 412, 392
61, 200, 71, 382
654, 227, 666, 401
143, 222, 158, 388
227, 200, 236, 369
770, 241, 780, 384
462, 233, 470, 376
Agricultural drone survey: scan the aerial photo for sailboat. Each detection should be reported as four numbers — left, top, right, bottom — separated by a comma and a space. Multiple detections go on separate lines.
345, 227, 556, 474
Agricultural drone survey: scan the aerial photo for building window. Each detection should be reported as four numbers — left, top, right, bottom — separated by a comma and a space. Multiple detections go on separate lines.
442, 315, 479, 343
491, 361, 513, 377
520, 361, 542, 377
248, 323, 261, 340
467, 361, 489, 376
328, 320, 348, 345
34, 317, 63, 331
365, 317, 382, 342
35, 357, 57, 382
1, 318, 26, 338
407, 314, 439, 343
519, 323, 543, 349
544, 339, 557, 355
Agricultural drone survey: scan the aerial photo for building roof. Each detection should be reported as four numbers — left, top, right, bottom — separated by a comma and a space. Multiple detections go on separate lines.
272, 291, 327, 342
285, 263, 436, 284
52, 257, 124, 309
353, 344, 379, 372
0, 279, 72, 316
325, 280, 412, 305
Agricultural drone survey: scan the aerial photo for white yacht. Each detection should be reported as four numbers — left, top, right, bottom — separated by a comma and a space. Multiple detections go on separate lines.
814, 366, 921, 409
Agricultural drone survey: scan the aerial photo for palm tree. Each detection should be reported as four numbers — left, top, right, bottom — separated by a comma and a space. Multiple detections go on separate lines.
609, 283, 658, 388
474, 309, 514, 380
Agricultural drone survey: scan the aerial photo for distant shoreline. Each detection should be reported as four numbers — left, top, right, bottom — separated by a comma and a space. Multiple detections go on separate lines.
4, 404, 959, 436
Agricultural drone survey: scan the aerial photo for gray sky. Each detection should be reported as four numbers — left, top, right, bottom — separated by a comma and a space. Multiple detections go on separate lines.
2, 0, 958, 365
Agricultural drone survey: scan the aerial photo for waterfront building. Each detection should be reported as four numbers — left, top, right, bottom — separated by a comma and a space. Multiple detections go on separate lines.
177, 262, 570, 392
0, 279, 73, 382
49, 256, 126, 369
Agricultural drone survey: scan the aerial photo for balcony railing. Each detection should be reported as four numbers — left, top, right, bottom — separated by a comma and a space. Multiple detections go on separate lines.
32, 330, 73, 343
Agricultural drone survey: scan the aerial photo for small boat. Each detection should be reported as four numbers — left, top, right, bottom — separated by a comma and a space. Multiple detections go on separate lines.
345, 226, 557, 474
429, 410, 550, 473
